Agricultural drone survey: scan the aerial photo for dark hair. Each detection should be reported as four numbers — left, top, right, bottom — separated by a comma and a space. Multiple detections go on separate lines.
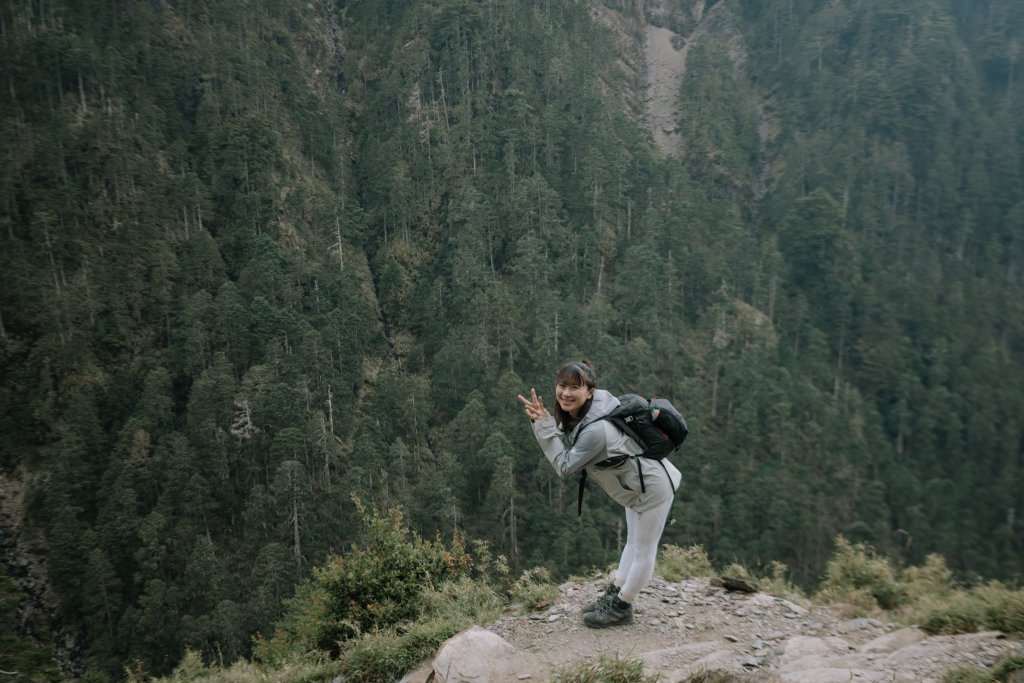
554, 359, 597, 433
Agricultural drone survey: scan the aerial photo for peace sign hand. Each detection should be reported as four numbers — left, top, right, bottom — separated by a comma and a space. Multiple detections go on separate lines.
517, 387, 550, 421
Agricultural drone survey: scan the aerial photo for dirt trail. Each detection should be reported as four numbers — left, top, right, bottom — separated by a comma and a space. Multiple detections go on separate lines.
478, 575, 1024, 682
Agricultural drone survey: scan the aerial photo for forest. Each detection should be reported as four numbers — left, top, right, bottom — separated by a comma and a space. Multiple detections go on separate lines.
1, 0, 1022, 678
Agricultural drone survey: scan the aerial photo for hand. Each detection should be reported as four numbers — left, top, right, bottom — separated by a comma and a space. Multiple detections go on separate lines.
517, 387, 550, 421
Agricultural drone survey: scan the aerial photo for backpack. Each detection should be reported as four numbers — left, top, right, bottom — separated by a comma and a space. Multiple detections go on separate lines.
574, 394, 689, 515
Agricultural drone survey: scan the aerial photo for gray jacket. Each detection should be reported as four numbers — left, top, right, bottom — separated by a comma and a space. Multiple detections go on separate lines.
532, 389, 682, 512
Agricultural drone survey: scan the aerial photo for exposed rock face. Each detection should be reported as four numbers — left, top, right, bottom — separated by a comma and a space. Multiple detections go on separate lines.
591, 0, 754, 159
403, 576, 1024, 683
0, 466, 85, 679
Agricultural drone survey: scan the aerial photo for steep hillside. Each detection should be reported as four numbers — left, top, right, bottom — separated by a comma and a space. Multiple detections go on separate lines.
0, 0, 1021, 677
595, 0, 764, 167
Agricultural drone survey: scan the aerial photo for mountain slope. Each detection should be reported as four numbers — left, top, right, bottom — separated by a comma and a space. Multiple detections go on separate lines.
0, 0, 1021, 677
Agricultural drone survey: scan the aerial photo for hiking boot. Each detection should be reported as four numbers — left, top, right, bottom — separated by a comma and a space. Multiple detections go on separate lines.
583, 597, 634, 628
581, 584, 620, 615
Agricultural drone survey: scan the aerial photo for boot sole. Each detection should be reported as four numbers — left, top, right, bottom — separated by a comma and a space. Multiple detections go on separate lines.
583, 614, 634, 628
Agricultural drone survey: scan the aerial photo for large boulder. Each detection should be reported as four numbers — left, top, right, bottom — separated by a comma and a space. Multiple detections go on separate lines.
429, 626, 543, 682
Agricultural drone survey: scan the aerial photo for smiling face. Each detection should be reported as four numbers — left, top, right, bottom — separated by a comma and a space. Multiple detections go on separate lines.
553, 361, 598, 427
556, 378, 595, 417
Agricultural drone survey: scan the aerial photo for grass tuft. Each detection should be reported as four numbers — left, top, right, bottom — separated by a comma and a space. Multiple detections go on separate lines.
509, 567, 560, 612
656, 544, 715, 581
915, 581, 1024, 636
149, 649, 336, 683
814, 536, 906, 613
551, 654, 661, 683
683, 666, 749, 682
940, 653, 1024, 683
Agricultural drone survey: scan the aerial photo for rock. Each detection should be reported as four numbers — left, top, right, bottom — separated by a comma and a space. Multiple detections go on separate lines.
779, 635, 851, 668
740, 655, 764, 667
746, 593, 777, 608
778, 599, 809, 616
778, 666, 892, 682
720, 576, 759, 593
463, 573, 1024, 683
861, 628, 926, 654
432, 626, 542, 683
836, 617, 878, 633
398, 663, 432, 683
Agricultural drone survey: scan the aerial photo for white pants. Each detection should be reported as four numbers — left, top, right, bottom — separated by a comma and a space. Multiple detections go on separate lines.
614, 496, 673, 603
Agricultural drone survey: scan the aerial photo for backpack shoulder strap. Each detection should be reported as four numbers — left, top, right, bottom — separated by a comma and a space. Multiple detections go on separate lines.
577, 469, 587, 516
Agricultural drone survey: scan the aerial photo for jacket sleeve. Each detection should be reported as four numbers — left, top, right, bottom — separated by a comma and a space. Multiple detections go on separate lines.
531, 416, 608, 477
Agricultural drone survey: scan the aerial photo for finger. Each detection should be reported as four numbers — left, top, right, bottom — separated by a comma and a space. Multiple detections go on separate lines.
531, 387, 538, 403
517, 394, 530, 406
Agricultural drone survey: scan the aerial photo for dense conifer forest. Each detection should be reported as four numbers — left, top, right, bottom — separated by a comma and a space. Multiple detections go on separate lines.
1, 0, 1022, 677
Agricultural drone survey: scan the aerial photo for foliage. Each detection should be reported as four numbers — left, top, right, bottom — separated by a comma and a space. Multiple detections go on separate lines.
259, 502, 472, 657
941, 653, 1024, 683
326, 579, 502, 683
260, 577, 499, 683
656, 544, 716, 582
756, 561, 804, 603
0, 574, 63, 682
901, 554, 957, 602
335, 621, 459, 683
550, 654, 662, 683
682, 668, 750, 683
814, 537, 907, 612
508, 567, 560, 612
0, 0, 1022, 675
809, 538, 1024, 637
916, 582, 1024, 637
147, 648, 336, 683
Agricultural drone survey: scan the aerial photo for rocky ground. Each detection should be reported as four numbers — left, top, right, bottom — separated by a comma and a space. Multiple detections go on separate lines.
403, 574, 1024, 682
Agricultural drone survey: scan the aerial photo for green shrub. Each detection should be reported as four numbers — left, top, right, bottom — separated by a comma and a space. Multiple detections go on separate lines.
941, 667, 996, 683
901, 553, 956, 602
919, 581, 1024, 636
0, 574, 63, 682
337, 578, 504, 683
815, 536, 905, 612
337, 620, 458, 683
551, 654, 661, 683
257, 501, 473, 659
721, 563, 754, 580
177, 578, 503, 683
467, 539, 510, 579
993, 654, 1024, 679
759, 560, 806, 602
155, 650, 209, 681
684, 667, 746, 682
150, 650, 336, 683
940, 653, 1024, 683
656, 544, 715, 582
417, 577, 505, 623
509, 567, 560, 612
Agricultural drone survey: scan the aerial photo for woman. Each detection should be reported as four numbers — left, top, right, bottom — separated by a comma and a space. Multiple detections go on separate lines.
517, 359, 681, 628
